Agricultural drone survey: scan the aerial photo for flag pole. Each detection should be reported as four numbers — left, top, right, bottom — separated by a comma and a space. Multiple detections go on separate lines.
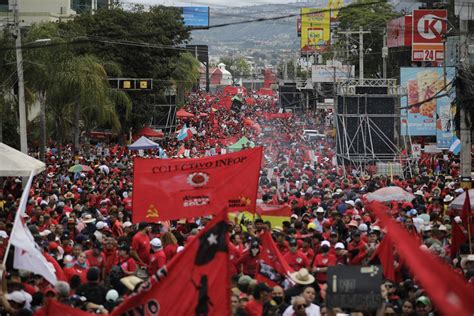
2, 171, 34, 269
465, 189, 472, 254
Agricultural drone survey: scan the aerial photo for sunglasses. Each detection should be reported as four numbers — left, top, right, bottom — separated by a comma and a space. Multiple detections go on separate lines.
296, 304, 308, 309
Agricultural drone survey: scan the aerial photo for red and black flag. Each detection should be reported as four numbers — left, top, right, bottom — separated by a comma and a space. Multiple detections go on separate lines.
111, 210, 231, 316
256, 231, 294, 287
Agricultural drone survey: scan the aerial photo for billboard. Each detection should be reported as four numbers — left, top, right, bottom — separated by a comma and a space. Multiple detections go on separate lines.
300, 8, 331, 53
312, 64, 354, 83
412, 9, 447, 62
400, 67, 455, 142
181, 6, 209, 28
387, 15, 412, 48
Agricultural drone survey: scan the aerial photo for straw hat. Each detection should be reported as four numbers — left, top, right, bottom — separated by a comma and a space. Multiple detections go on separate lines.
290, 268, 315, 285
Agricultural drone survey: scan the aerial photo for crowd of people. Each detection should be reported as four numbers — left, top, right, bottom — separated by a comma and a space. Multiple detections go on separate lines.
0, 88, 473, 316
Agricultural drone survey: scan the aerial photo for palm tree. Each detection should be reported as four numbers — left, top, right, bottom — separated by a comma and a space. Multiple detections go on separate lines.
170, 52, 201, 105
54, 55, 129, 152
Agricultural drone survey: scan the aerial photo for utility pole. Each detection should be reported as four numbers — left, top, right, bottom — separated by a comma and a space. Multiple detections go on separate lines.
339, 28, 370, 81
459, 17, 471, 188
382, 28, 388, 79
13, 0, 27, 155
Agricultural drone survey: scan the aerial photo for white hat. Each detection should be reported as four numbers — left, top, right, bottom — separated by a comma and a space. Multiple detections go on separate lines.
0, 231, 8, 239
422, 225, 432, 232
150, 238, 162, 249
82, 214, 96, 224
443, 195, 454, 203
335, 242, 345, 249
321, 240, 331, 247
455, 188, 464, 194
345, 200, 355, 207
39, 230, 52, 237
123, 221, 133, 228
371, 225, 381, 232
454, 216, 462, 224
291, 214, 298, 219
106, 289, 119, 302
466, 254, 474, 262
6, 291, 32, 308
316, 207, 325, 213
438, 225, 447, 232
358, 223, 368, 232
336, 189, 343, 194
177, 246, 185, 253
96, 221, 107, 230
414, 190, 424, 196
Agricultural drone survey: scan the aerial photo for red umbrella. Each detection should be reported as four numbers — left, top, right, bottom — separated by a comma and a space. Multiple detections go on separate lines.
176, 108, 195, 118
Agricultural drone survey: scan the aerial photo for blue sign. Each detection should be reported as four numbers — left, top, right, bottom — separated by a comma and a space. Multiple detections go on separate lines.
182, 7, 209, 28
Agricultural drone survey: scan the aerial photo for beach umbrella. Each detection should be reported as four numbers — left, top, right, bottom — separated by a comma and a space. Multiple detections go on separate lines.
366, 186, 415, 202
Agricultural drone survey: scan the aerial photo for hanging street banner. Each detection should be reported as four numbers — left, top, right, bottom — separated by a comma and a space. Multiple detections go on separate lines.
400, 67, 456, 145
412, 9, 447, 62
132, 148, 263, 222
300, 8, 331, 53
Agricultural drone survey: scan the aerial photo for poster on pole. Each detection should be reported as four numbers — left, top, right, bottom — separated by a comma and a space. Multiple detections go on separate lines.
300, 8, 331, 53
400, 67, 455, 140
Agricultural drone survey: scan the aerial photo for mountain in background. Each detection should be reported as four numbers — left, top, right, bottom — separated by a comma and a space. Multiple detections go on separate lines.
189, 0, 419, 59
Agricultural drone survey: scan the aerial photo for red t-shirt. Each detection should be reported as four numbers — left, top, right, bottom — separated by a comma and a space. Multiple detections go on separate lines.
84, 250, 106, 270
104, 248, 118, 274
313, 253, 337, 283
148, 250, 167, 276
164, 244, 178, 261
117, 256, 137, 274
284, 250, 309, 271
244, 299, 264, 316
64, 264, 88, 284
131, 232, 151, 264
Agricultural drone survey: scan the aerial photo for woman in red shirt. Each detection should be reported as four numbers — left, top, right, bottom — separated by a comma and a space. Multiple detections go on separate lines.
63, 252, 89, 284
161, 232, 178, 262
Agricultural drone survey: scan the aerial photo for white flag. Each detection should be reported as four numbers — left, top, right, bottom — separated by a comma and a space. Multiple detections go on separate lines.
9, 172, 57, 284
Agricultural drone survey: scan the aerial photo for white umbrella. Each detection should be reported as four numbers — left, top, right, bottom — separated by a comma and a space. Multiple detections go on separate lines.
449, 189, 474, 211
366, 186, 415, 203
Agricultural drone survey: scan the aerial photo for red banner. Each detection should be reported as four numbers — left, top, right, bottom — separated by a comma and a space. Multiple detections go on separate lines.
111, 211, 231, 316
133, 148, 263, 222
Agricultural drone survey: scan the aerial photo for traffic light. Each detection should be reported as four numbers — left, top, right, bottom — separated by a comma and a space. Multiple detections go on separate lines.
108, 78, 153, 91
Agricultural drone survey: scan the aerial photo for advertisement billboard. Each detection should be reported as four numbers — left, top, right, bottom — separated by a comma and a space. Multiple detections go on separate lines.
412, 9, 447, 62
312, 64, 354, 83
387, 15, 412, 48
400, 67, 455, 143
300, 8, 331, 53
181, 6, 209, 28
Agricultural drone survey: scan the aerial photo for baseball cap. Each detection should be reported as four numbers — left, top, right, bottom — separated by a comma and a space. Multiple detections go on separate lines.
416, 296, 431, 308
321, 240, 331, 247
150, 238, 162, 249
96, 221, 107, 230
335, 242, 345, 249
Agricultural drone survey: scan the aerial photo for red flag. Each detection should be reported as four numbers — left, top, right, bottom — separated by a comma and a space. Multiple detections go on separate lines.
256, 231, 294, 287
370, 235, 396, 281
460, 190, 474, 236
111, 211, 231, 316
133, 148, 262, 222
366, 202, 474, 316
451, 221, 468, 259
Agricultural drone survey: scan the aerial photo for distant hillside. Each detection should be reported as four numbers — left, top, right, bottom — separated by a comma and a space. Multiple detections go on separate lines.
189, 0, 415, 56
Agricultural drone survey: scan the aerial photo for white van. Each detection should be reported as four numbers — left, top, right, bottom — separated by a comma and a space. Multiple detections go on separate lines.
303, 130, 325, 141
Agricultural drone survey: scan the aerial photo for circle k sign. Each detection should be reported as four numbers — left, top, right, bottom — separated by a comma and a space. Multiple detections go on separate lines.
413, 9, 447, 43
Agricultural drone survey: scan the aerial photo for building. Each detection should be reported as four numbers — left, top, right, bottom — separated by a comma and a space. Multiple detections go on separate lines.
210, 63, 232, 86
0, 0, 115, 26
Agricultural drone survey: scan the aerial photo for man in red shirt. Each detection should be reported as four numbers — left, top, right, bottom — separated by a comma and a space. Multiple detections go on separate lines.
283, 238, 309, 271
148, 238, 167, 276
312, 240, 336, 284
84, 242, 106, 279
131, 222, 151, 266
244, 282, 273, 316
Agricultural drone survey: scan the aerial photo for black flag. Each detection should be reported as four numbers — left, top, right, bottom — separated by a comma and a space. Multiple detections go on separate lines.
195, 218, 228, 266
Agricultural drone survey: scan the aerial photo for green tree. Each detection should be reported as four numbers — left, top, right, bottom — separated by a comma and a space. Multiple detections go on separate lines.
59, 6, 191, 135
219, 56, 251, 80
332, 0, 399, 78
170, 52, 200, 105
